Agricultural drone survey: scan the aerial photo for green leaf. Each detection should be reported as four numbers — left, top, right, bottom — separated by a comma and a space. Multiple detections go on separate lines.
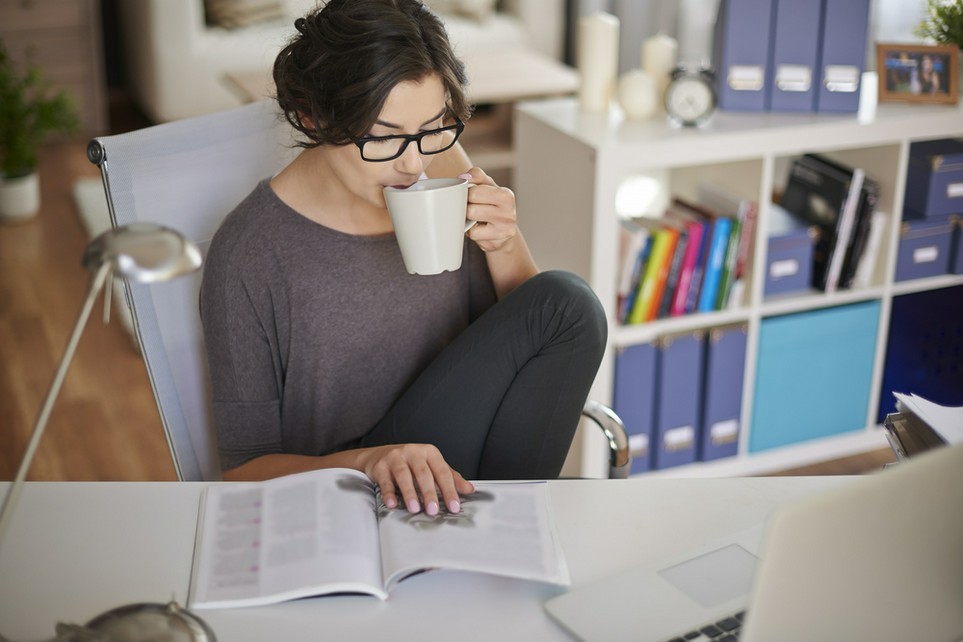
915, 0, 963, 48
0, 43, 80, 178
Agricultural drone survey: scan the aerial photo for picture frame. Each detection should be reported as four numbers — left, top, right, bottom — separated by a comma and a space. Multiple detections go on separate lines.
876, 42, 959, 104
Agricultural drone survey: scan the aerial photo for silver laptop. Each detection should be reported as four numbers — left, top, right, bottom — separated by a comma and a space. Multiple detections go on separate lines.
545, 443, 963, 642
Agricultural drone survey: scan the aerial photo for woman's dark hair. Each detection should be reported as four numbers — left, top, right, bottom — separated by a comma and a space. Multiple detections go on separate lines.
273, 0, 471, 148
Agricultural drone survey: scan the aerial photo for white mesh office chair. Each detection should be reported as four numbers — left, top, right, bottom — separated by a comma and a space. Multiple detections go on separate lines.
87, 100, 630, 481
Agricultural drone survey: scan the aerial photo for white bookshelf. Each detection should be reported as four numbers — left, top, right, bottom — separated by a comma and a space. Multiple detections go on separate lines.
514, 95, 963, 478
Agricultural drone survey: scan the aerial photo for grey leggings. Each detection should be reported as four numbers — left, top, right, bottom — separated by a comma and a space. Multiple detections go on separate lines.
360, 270, 607, 479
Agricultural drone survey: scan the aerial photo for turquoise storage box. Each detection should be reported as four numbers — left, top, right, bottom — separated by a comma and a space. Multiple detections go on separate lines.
750, 301, 880, 453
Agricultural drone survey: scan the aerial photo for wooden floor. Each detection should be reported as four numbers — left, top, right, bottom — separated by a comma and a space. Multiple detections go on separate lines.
0, 95, 176, 482
0, 94, 895, 482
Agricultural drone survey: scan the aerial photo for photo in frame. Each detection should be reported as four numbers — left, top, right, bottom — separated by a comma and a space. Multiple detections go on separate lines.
877, 42, 959, 104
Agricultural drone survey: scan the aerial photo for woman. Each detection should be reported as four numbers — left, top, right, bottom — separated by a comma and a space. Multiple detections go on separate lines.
199, 0, 606, 516
918, 54, 941, 95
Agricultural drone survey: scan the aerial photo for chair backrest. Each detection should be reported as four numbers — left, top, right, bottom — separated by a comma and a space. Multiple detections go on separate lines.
87, 100, 299, 481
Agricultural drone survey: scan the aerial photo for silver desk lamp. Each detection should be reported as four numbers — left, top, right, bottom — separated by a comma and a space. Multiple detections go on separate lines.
0, 223, 213, 642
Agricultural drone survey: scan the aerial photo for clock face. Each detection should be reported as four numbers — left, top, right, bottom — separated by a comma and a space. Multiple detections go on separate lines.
665, 75, 716, 126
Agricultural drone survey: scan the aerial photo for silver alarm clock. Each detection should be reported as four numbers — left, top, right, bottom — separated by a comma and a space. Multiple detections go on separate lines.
664, 64, 718, 127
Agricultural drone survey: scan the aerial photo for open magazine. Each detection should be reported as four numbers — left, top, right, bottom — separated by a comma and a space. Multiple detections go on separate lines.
187, 468, 570, 608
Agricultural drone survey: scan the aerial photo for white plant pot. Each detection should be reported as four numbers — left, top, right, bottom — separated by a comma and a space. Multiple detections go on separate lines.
0, 172, 41, 222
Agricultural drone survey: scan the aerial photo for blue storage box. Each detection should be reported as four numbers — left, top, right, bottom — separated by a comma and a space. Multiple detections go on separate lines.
700, 324, 747, 462
951, 216, 963, 275
612, 342, 657, 474
750, 301, 880, 453
653, 332, 705, 470
764, 204, 816, 297
894, 218, 953, 281
904, 138, 963, 219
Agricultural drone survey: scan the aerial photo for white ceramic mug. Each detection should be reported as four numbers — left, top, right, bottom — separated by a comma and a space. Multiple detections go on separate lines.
383, 177, 475, 275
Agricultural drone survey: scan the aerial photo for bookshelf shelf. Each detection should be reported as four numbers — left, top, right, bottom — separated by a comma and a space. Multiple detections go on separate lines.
515, 95, 963, 478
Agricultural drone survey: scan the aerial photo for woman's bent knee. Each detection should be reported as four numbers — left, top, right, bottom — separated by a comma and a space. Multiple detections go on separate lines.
525, 270, 608, 349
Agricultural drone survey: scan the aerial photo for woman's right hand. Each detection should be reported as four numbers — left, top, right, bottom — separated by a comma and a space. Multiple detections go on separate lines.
360, 443, 475, 516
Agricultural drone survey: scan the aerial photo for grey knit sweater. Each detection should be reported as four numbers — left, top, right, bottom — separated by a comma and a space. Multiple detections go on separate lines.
199, 179, 496, 470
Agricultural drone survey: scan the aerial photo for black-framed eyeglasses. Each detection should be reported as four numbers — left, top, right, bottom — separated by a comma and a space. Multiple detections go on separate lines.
354, 117, 464, 162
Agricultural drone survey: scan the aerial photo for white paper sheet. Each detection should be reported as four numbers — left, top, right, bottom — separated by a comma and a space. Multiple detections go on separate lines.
893, 392, 963, 445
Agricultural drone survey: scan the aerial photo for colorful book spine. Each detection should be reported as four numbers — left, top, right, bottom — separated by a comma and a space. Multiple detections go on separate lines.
619, 234, 653, 324
657, 229, 689, 319
685, 221, 713, 314
734, 200, 757, 280
617, 221, 651, 323
628, 226, 679, 324
715, 216, 742, 310
697, 217, 733, 312
669, 220, 705, 317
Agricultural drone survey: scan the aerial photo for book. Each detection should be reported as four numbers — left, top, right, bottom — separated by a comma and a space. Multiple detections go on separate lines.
780, 154, 867, 292
617, 219, 652, 323
667, 215, 706, 317
656, 224, 689, 319
627, 221, 680, 324
671, 198, 725, 314
619, 234, 653, 324
852, 210, 887, 288
823, 167, 864, 292
697, 216, 733, 312
695, 183, 755, 309
187, 468, 570, 609
733, 200, 757, 281
839, 177, 879, 289
715, 215, 742, 309
685, 221, 713, 314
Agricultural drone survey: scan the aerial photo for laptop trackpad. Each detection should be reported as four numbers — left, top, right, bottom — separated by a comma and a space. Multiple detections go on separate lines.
657, 544, 758, 608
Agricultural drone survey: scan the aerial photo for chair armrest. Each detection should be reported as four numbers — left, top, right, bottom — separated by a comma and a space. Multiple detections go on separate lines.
581, 400, 632, 479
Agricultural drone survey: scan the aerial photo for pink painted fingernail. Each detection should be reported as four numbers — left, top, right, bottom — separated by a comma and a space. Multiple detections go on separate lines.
384, 496, 397, 509
426, 501, 439, 516
447, 499, 460, 514
407, 498, 421, 513
458, 173, 472, 180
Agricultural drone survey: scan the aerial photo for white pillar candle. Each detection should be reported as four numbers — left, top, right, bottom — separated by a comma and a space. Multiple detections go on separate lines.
577, 12, 621, 113
618, 69, 659, 120
642, 32, 679, 104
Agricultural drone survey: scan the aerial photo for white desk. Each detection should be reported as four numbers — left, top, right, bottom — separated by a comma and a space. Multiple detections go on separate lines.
0, 477, 850, 641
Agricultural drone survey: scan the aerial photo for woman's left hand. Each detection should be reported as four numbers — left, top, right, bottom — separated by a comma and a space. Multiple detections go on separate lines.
460, 168, 519, 254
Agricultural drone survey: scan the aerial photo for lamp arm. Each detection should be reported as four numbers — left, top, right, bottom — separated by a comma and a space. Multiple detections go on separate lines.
0, 262, 112, 545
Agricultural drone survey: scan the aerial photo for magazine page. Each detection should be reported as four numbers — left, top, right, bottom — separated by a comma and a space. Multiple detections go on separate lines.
189, 468, 386, 608
377, 482, 570, 591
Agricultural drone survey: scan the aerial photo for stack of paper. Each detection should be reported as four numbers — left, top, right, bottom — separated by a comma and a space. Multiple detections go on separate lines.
884, 392, 963, 461
893, 392, 963, 445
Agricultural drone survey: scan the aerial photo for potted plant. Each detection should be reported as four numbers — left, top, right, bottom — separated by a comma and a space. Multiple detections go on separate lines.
0, 42, 79, 222
915, 0, 963, 49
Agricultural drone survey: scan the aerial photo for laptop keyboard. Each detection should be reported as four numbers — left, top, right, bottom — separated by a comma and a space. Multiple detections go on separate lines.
667, 610, 745, 641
